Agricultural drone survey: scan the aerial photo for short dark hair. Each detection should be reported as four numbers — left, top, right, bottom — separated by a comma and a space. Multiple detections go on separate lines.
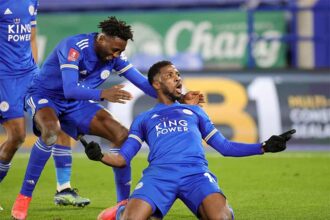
147, 60, 173, 85
98, 16, 133, 41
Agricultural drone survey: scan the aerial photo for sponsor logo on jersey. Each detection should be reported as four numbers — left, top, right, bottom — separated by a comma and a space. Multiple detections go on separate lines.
13, 18, 20, 24
67, 48, 80, 61
100, 70, 110, 80
4, 8, 12, 15
0, 101, 9, 112
155, 119, 188, 137
7, 18, 31, 42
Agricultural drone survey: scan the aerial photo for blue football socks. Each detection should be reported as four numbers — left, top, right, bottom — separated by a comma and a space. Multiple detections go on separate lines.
20, 138, 52, 197
52, 145, 72, 191
0, 160, 11, 182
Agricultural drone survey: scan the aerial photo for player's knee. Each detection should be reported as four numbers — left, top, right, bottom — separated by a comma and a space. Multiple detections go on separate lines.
1, 135, 25, 159
201, 206, 232, 220
122, 212, 140, 220
6, 129, 26, 148
42, 131, 58, 145
40, 122, 60, 145
123, 216, 135, 220
12, 133, 26, 148
216, 206, 233, 220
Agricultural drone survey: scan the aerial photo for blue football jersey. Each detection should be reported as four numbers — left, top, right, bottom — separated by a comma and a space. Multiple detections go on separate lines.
29, 33, 134, 99
120, 102, 263, 166
0, 0, 38, 79
126, 102, 215, 166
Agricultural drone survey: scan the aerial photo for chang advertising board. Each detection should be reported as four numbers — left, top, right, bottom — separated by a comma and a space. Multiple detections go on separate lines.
108, 73, 330, 147
37, 11, 286, 70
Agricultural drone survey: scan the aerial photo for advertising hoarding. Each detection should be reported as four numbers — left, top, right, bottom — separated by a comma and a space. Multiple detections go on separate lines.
37, 11, 286, 70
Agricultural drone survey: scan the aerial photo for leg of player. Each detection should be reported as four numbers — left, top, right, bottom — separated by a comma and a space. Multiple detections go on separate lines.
11, 107, 60, 220
198, 193, 234, 220
89, 109, 131, 203
0, 118, 26, 182
0, 117, 26, 211
1, 74, 34, 212
52, 131, 90, 207
97, 199, 128, 220
98, 198, 153, 220
121, 198, 154, 220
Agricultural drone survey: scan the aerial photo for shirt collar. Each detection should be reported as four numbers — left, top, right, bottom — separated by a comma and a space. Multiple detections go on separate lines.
154, 101, 181, 110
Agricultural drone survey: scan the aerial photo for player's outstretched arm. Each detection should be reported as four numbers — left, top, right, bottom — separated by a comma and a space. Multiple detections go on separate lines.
121, 67, 158, 98
207, 129, 296, 157
80, 138, 126, 167
262, 129, 296, 153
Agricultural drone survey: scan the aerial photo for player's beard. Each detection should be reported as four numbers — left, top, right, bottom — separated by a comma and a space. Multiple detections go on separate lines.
96, 51, 109, 63
94, 43, 109, 63
160, 84, 181, 102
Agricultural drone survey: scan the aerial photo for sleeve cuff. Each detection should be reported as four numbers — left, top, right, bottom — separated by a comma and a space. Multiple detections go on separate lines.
118, 151, 130, 165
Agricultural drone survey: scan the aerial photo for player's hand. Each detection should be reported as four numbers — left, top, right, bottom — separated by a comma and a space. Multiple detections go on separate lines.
262, 129, 296, 153
80, 138, 104, 161
181, 91, 205, 106
101, 84, 133, 104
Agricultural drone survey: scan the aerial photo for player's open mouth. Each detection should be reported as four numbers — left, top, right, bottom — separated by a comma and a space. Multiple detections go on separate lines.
176, 83, 182, 94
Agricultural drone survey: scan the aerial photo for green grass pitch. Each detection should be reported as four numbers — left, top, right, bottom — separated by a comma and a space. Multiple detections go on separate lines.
1, 151, 330, 219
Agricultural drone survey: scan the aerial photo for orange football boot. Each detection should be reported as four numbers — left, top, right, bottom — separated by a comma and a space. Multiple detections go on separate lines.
97, 199, 128, 220
11, 194, 32, 220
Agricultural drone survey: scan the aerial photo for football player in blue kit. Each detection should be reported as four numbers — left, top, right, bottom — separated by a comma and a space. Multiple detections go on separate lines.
0, 0, 38, 188
11, 17, 202, 220
81, 60, 296, 220
0, 0, 89, 213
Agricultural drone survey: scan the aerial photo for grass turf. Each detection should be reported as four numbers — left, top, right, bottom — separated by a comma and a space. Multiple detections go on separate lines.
1, 151, 329, 220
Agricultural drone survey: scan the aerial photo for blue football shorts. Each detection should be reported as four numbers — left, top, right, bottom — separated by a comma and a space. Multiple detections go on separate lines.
130, 164, 224, 218
25, 93, 104, 139
0, 74, 33, 123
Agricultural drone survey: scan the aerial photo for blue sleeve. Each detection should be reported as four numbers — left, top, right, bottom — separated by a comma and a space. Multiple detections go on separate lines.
58, 40, 102, 100
114, 54, 157, 98
31, 0, 38, 27
196, 106, 263, 157
119, 113, 145, 164
207, 132, 263, 157
61, 68, 102, 100
119, 137, 142, 164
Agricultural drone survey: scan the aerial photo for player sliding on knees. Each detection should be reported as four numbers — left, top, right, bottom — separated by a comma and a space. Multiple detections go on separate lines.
81, 60, 296, 220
